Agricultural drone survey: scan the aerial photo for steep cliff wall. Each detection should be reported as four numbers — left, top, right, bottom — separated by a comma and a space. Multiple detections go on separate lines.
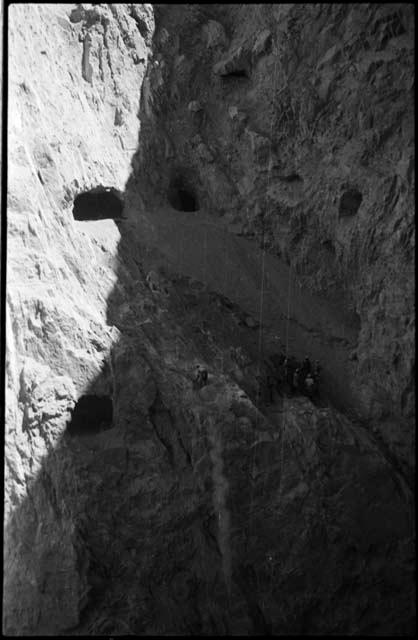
133, 3, 415, 470
5, 3, 415, 636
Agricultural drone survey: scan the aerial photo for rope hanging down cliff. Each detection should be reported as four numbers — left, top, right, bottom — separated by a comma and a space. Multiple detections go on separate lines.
248, 37, 281, 543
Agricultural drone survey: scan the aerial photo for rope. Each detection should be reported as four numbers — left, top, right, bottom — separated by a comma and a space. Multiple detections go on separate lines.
221, 228, 228, 375
178, 225, 184, 275
246, 38, 295, 616
285, 265, 292, 356
247, 37, 279, 549
258, 38, 279, 378
203, 225, 208, 282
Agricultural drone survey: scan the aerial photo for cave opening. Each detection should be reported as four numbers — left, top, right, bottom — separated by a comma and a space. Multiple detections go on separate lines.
73, 187, 124, 221
282, 173, 302, 183
221, 69, 249, 79
67, 395, 113, 436
168, 176, 199, 212
339, 188, 363, 218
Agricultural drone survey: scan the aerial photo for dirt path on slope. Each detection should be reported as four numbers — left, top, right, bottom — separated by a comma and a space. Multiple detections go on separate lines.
126, 205, 360, 414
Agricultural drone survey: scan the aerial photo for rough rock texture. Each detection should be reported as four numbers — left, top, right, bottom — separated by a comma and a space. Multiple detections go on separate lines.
133, 3, 415, 472
5, 3, 415, 637
5, 3, 152, 633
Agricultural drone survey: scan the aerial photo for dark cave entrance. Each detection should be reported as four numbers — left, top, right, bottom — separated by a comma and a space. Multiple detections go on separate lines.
221, 68, 249, 79
339, 188, 363, 218
168, 175, 199, 212
73, 187, 124, 221
67, 395, 113, 436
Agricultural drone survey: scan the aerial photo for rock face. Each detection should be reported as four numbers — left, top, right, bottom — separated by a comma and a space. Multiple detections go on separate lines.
5, 3, 152, 633
5, 3, 415, 636
133, 3, 415, 469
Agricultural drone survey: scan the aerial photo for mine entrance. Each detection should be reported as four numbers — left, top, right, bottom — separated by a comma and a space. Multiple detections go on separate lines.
73, 187, 124, 220
221, 68, 248, 78
67, 395, 113, 436
168, 176, 199, 212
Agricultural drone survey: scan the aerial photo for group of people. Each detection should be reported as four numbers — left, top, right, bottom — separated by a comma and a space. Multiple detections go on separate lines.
192, 352, 321, 406
262, 353, 321, 404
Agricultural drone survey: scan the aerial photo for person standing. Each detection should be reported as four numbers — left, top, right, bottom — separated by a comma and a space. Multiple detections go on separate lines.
300, 356, 311, 380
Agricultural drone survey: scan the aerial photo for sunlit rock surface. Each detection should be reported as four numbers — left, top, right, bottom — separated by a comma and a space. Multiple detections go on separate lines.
5, 3, 415, 636
5, 3, 151, 633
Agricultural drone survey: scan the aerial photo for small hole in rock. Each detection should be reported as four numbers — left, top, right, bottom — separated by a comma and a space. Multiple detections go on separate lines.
322, 239, 335, 254
67, 395, 113, 436
222, 69, 248, 79
73, 187, 124, 221
339, 188, 363, 218
282, 173, 302, 183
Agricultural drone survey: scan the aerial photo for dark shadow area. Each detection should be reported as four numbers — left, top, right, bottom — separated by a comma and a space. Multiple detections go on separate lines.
66, 395, 113, 436
4, 4, 416, 637
339, 188, 363, 218
73, 187, 124, 221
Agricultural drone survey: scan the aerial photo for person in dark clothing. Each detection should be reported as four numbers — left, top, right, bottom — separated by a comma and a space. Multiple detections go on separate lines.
267, 352, 284, 395
291, 356, 300, 379
195, 365, 208, 389
300, 356, 311, 379
313, 360, 321, 381
270, 352, 286, 369
255, 374, 264, 407
284, 357, 293, 391
276, 360, 285, 394
267, 373, 276, 404
285, 357, 299, 395
292, 368, 302, 394
194, 366, 202, 388
313, 360, 321, 395
304, 374, 316, 399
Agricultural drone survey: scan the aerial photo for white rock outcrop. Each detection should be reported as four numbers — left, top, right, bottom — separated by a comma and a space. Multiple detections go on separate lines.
5, 4, 153, 633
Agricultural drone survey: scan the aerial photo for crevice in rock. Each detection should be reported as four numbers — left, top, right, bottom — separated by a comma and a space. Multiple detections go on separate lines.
400, 363, 414, 414
372, 9, 406, 48
73, 187, 124, 221
149, 393, 175, 464
281, 173, 303, 183
176, 429, 193, 467
131, 14, 149, 40
81, 33, 93, 84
